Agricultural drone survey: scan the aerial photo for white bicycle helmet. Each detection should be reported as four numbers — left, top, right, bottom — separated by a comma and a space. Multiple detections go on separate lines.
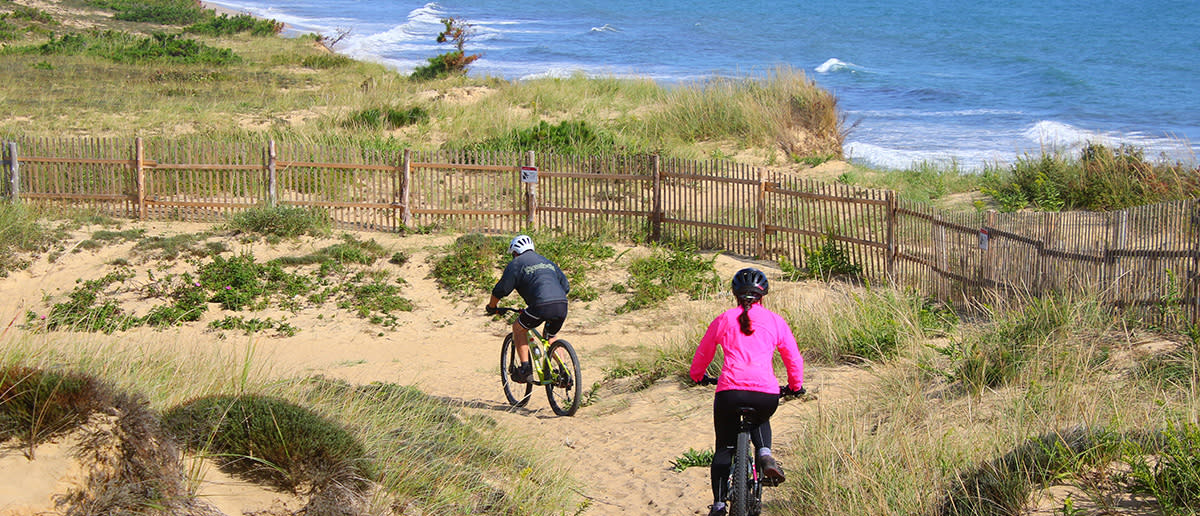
509, 234, 534, 255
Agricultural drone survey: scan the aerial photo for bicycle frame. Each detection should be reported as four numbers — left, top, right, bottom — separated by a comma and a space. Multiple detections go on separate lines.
492, 306, 582, 416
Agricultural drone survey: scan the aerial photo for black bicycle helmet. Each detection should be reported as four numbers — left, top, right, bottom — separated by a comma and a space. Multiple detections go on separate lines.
731, 267, 769, 299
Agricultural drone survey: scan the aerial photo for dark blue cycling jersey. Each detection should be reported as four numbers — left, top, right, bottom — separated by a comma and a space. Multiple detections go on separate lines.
492, 250, 570, 307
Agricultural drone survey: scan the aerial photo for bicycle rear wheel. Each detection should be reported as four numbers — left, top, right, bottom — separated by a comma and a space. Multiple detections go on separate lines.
500, 333, 532, 407
545, 340, 581, 416
729, 430, 755, 516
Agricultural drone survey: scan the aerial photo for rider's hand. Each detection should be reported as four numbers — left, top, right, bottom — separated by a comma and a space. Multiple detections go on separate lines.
780, 385, 805, 397
698, 375, 718, 386
485, 305, 499, 315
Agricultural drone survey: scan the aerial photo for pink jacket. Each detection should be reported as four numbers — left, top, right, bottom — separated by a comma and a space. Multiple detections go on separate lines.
689, 304, 804, 394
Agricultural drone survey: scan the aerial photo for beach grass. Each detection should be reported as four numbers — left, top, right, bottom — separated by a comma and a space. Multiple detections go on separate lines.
0, 332, 580, 514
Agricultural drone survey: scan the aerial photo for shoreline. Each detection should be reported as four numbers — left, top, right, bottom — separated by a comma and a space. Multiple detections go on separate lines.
198, 1, 243, 18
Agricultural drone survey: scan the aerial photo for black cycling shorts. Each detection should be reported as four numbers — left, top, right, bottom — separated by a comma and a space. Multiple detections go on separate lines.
518, 301, 568, 339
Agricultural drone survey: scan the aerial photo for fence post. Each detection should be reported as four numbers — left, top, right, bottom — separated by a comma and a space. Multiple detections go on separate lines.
756, 167, 767, 258
886, 190, 897, 282
1190, 200, 1200, 326
651, 154, 662, 242
266, 139, 277, 208
135, 137, 145, 219
983, 210, 997, 294
6, 142, 18, 202
401, 149, 412, 228
525, 150, 537, 229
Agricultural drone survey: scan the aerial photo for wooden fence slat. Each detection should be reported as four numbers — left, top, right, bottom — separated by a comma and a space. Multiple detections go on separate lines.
9, 135, 1198, 324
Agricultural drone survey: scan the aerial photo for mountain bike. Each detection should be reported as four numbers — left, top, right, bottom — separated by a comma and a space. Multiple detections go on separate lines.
699, 376, 805, 516
491, 306, 582, 416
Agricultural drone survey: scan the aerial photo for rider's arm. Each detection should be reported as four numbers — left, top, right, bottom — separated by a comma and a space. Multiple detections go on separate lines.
491, 260, 519, 299
774, 316, 805, 392
486, 294, 501, 311
689, 316, 724, 383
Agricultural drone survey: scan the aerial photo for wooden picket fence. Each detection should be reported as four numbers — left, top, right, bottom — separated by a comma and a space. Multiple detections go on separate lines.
3, 135, 1198, 324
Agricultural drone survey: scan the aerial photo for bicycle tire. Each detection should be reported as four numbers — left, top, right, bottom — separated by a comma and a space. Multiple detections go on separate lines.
544, 340, 582, 416
500, 333, 532, 407
729, 430, 754, 516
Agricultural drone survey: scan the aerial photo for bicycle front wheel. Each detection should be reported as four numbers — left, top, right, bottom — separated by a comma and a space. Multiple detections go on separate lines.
729, 430, 755, 516
544, 340, 582, 416
500, 333, 532, 407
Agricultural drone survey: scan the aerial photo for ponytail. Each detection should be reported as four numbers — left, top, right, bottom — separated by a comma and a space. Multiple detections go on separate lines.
737, 295, 759, 336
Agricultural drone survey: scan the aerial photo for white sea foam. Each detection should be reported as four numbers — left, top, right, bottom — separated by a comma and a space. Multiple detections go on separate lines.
590, 24, 620, 33
1023, 120, 1197, 162
815, 58, 857, 74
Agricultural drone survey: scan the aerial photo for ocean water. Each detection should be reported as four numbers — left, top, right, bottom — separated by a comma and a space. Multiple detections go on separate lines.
210, 0, 1200, 171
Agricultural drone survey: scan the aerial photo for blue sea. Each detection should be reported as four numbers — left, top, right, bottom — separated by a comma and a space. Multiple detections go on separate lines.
210, 0, 1200, 171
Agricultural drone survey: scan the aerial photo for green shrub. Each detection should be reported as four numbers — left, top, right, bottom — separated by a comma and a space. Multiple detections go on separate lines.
37, 268, 138, 333
0, 203, 50, 277
338, 278, 412, 327
301, 53, 353, 69
141, 273, 208, 327
1123, 421, 1200, 515
164, 394, 373, 492
671, 448, 714, 472
430, 233, 507, 295
787, 235, 862, 281
318, 233, 388, 266
185, 13, 283, 36
343, 106, 429, 130
0, 366, 109, 448
0, 19, 18, 41
87, 0, 206, 25
531, 234, 615, 302
208, 315, 298, 337
470, 120, 618, 155
228, 205, 332, 239
981, 143, 1200, 212
10, 5, 56, 24
617, 244, 719, 313
27, 30, 240, 65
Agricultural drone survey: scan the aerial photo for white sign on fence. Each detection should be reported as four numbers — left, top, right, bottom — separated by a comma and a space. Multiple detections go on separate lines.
520, 166, 538, 184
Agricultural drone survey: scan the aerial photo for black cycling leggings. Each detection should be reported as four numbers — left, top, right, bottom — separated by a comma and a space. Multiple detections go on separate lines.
518, 301, 567, 339
710, 389, 779, 503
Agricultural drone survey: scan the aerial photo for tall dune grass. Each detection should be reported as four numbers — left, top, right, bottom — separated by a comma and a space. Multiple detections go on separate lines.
0, 332, 581, 514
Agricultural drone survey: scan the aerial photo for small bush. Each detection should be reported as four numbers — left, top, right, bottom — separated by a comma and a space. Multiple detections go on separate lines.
981, 143, 1200, 212
185, 13, 283, 36
228, 205, 332, 239
800, 235, 862, 281
164, 394, 373, 492
27, 30, 240, 65
1123, 421, 1200, 515
671, 448, 714, 472
301, 53, 353, 69
0, 203, 51, 277
0, 366, 109, 449
87, 0, 206, 25
36, 268, 138, 333
470, 120, 618, 155
430, 233, 507, 295
617, 244, 719, 313
343, 106, 429, 130
208, 315, 299, 337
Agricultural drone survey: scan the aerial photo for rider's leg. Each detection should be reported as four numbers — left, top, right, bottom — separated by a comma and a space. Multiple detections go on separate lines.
512, 320, 531, 363
710, 391, 744, 506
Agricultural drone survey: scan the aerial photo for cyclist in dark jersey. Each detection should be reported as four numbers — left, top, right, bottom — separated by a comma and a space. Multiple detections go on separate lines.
486, 235, 570, 383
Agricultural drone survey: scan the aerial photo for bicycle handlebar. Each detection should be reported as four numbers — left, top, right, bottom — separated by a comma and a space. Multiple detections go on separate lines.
488, 306, 521, 316
697, 375, 805, 398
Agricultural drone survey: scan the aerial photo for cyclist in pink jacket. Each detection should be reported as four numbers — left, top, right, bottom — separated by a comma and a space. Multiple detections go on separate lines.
690, 268, 804, 516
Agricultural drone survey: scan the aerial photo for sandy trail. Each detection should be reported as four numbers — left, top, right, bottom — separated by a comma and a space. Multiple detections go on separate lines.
0, 222, 868, 516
